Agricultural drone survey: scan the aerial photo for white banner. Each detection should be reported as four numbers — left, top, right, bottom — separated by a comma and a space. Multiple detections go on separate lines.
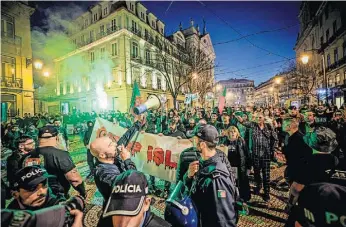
89, 118, 228, 182
89, 118, 192, 182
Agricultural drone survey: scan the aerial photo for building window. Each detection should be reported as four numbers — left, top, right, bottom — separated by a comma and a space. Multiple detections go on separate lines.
100, 47, 105, 59
152, 21, 156, 28
325, 7, 329, 20
145, 50, 150, 64
93, 13, 98, 22
1, 56, 15, 81
157, 77, 161, 90
131, 42, 139, 58
336, 74, 340, 85
334, 48, 339, 63
81, 34, 85, 44
111, 19, 116, 31
141, 12, 145, 20
111, 42, 118, 56
132, 20, 137, 32
327, 54, 331, 67
89, 30, 94, 42
343, 42, 346, 58
333, 20, 337, 34
130, 3, 134, 11
100, 25, 105, 35
90, 51, 95, 63
326, 29, 329, 41
73, 39, 76, 45
160, 28, 164, 34
84, 19, 88, 28
103, 7, 108, 16
1, 13, 14, 38
320, 36, 323, 45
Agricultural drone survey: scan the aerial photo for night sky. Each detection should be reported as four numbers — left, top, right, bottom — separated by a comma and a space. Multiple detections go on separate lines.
30, 1, 301, 86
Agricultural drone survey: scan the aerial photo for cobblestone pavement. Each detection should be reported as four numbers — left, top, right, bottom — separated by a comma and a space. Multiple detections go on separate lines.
68, 136, 289, 227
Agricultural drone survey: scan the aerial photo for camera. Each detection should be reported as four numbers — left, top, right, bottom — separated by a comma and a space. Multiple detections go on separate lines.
1, 196, 84, 227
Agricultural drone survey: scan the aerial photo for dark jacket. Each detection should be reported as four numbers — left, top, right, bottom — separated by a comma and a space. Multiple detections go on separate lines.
95, 159, 136, 203
6, 151, 29, 188
83, 124, 94, 146
226, 138, 251, 202
143, 210, 172, 227
226, 137, 249, 169
298, 153, 339, 185
184, 154, 238, 227
177, 148, 235, 183
284, 130, 312, 182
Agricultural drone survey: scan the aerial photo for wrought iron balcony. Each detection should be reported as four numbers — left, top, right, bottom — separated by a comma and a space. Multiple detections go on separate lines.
1, 32, 21, 46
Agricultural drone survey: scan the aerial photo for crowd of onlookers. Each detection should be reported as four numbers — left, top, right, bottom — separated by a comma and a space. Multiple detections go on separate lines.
1, 103, 346, 227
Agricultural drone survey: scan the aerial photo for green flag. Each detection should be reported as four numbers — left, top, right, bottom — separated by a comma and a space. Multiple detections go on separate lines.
218, 87, 227, 114
129, 81, 141, 110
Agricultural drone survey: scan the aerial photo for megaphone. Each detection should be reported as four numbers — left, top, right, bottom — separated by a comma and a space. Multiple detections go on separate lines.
134, 94, 161, 115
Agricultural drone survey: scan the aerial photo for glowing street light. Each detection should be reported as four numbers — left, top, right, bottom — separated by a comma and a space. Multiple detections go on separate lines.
226, 92, 233, 98
34, 60, 43, 70
301, 55, 309, 65
275, 77, 282, 84
43, 71, 50, 77
216, 84, 222, 91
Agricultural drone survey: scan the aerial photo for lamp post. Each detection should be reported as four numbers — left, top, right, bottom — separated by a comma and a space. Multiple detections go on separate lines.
300, 50, 327, 104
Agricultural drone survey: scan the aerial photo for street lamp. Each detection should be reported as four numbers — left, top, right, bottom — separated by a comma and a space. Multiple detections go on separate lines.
43, 71, 50, 77
34, 60, 43, 70
301, 55, 309, 65
216, 84, 222, 91
300, 50, 327, 104
275, 77, 281, 84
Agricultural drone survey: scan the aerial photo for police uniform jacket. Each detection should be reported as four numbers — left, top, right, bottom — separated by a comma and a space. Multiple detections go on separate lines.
184, 154, 238, 227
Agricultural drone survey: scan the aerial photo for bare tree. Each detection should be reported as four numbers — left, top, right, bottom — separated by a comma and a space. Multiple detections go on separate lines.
153, 37, 215, 109
280, 60, 321, 103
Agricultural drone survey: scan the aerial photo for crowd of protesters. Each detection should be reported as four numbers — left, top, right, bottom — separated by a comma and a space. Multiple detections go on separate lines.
1, 102, 346, 227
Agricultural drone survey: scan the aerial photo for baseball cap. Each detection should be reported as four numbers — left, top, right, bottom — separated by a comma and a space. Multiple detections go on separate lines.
303, 126, 338, 153
295, 182, 346, 226
193, 124, 219, 144
14, 166, 54, 190
38, 125, 58, 138
103, 170, 149, 218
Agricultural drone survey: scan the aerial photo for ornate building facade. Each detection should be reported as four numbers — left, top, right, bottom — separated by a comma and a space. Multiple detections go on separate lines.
1, 2, 35, 118
295, 1, 346, 107
36, 1, 215, 113
218, 78, 254, 106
